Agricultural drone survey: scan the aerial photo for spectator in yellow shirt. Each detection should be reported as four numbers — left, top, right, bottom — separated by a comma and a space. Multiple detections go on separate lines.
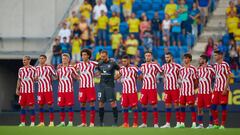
97, 10, 108, 46
111, 29, 123, 57
71, 34, 82, 63
165, 0, 177, 19
111, 0, 121, 15
121, 0, 134, 18
66, 11, 80, 30
109, 12, 120, 34
79, 0, 92, 25
90, 20, 98, 45
127, 13, 140, 39
226, 11, 239, 39
234, 25, 240, 46
226, 1, 237, 17
125, 34, 138, 62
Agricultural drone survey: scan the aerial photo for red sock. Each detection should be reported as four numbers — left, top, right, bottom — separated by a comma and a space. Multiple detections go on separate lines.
176, 111, 180, 122
123, 112, 129, 124
191, 112, 197, 122
180, 112, 186, 123
50, 112, 54, 122
80, 110, 86, 124
90, 110, 95, 124
20, 114, 26, 123
39, 112, 44, 123
68, 112, 73, 122
221, 110, 227, 126
166, 112, 171, 123
60, 112, 65, 122
142, 111, 147, 124
133, 112, 138, 124
153, 111, 158, 124
211, 110, 219, 125
30, 115, 35, 123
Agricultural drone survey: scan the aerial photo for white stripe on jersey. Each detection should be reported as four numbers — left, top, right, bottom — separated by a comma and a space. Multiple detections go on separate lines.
75, 61, 98, 88
197, 65, 214, 94
18, 66, 36, 93
119, 66, 138, 93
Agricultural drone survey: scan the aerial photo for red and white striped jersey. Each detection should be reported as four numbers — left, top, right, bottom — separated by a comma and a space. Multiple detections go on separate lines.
179, 65, 197, 96
75, 61, 98, 88
140, 62, 162, 90
119, 65, 138, 93
213, 61, 232, 92
18, 66, 36, 93
197, 65, 215, 94
35, 65, 56, 92
57, 65, 78, 93
161, 62, 181, 90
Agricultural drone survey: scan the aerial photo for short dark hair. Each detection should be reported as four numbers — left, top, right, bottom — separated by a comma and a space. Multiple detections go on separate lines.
121, 55, 129, 60
144, 51, 152, 55
81, 49, 92, 58
183, 53, 192, 61
200, 54, 208, 62
214, 50, 223, 55
165, 52, 172, 56
100, 50, 108, 55
39, 54, 47, 59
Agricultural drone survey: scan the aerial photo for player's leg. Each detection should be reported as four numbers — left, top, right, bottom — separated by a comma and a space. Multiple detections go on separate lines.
187, 96, 197, 128
130, 93, 138, 128
161, 90, 172, 128
37, 93, 45, 127
18, 94, 26, 126
28, 93, 36, 127
98, 87, 106, 126
46, 91, 54, 127
150, 89, 159, 128
108, 87, 118, 126
173, 90, 180, 127
110, 100, 118, 126
139, 89, 148, 128
196, 94, 204, 128
88, 88, 96, 127
205, 94, 213, 129
66, 92, 74, 127
178, 96, 186, 128
219, 91, 229, 129
78, 88, 87, 127
211, 91, 220, 129
121, 93, 129, 128
57, 93, 66, 127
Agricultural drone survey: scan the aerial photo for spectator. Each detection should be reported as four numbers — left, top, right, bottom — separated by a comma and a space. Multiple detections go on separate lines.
124, 34, 138, 62
140, 15, 151, 39
58, 22, 71, 43
140, 12, 147, 21
229, 40, 239, 70
189, 3, 201, 36
162, 14, 171, 46
121, 0, 134, 18
71, 34, 82, 63
72, 23, 81, 39
111, 0, 121, 15
226, 0, 237, 17
204, 37, 214, 58
108, 12, 121, 34
111, 29, 123, 58
198, 0, 210, 25
226, 10, 239, 40
79, 0, 93, 25
236, 0, 240, 17
165, 0, 177, 19
66, 11, 80, 30
151, 12, 162, 46
127, 13, 140, 39
171, 13, 182, 46
52, 37, 62, 68
93, 0, 108, 20
141, 31, 153, 52
60, 37, 71, 54
234, 24, 240, 47
97, 10, 108, 46
176, 0, 188, 35
90, 20, 98, 45
79, 16, 90, 47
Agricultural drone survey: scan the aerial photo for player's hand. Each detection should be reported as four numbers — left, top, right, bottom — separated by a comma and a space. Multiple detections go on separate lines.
221, 89, 228, 96
16, 90, 20, 96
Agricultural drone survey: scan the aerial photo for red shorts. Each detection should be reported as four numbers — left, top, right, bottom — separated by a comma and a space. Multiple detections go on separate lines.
121, 93, 138, 107
78, 87, 96, 102
212, 91, 229, 105
179, 95, 195, 105
58, 92, 74, 107
197, 94, 212, 108
140, 89, 158, 105
164, 89, 179, 104
19, 93, 35, 107
37, 91, 54, 105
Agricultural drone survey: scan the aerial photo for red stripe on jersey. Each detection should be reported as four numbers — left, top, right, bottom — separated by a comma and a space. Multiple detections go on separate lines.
179, 65, 197, 96
119, 66, 138, 93
75, 61, 97, 88
140, 62, 162, 90
213, 61, 232, 92
18, 66, 36, 93
197, 65, 214, 94
36, 65, 56, 92
161, 62, 181, 90
57, 65, 78, 93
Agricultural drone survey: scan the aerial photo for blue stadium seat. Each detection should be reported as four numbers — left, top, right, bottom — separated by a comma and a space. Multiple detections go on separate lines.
179, 46, 189, 55
158, 58, 163, 65
168, 46, 180, 58
152, 0, 162, 3
158, 10, 165, 20
138, 45, 145, 58
119, 22, 128, 35
152, 2, 162, 11
157, 46, 165, 58
136, 10, 144, 18
146, 10, 155, 20
133, 2, 141, 12
141, 1, 152, 11
174, 58, 182, 64
107, 11, 112, 18
104, 46, 114, 57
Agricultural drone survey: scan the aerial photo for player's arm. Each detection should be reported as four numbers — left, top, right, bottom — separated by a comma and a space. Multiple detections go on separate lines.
114, 71, 121, 80
222, 69, 232, 95
16, 78, 20, 96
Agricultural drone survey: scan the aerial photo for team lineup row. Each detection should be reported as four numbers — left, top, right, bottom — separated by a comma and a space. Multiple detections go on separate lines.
16, 49, 231, 129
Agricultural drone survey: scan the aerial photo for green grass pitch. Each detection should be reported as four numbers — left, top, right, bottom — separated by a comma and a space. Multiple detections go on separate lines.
0, 126, 239, 135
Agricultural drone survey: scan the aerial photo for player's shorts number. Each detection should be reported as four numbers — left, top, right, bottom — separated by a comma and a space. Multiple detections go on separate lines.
98, 92, 102, 98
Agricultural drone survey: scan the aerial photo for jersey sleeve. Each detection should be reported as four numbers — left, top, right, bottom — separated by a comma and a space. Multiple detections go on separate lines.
225, 63, 232, 75
49, 65, 57, 76
193, 67, 197, 80
18, 68, 21, 79
155, 63, 162, 73
114, 62, 120, 70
